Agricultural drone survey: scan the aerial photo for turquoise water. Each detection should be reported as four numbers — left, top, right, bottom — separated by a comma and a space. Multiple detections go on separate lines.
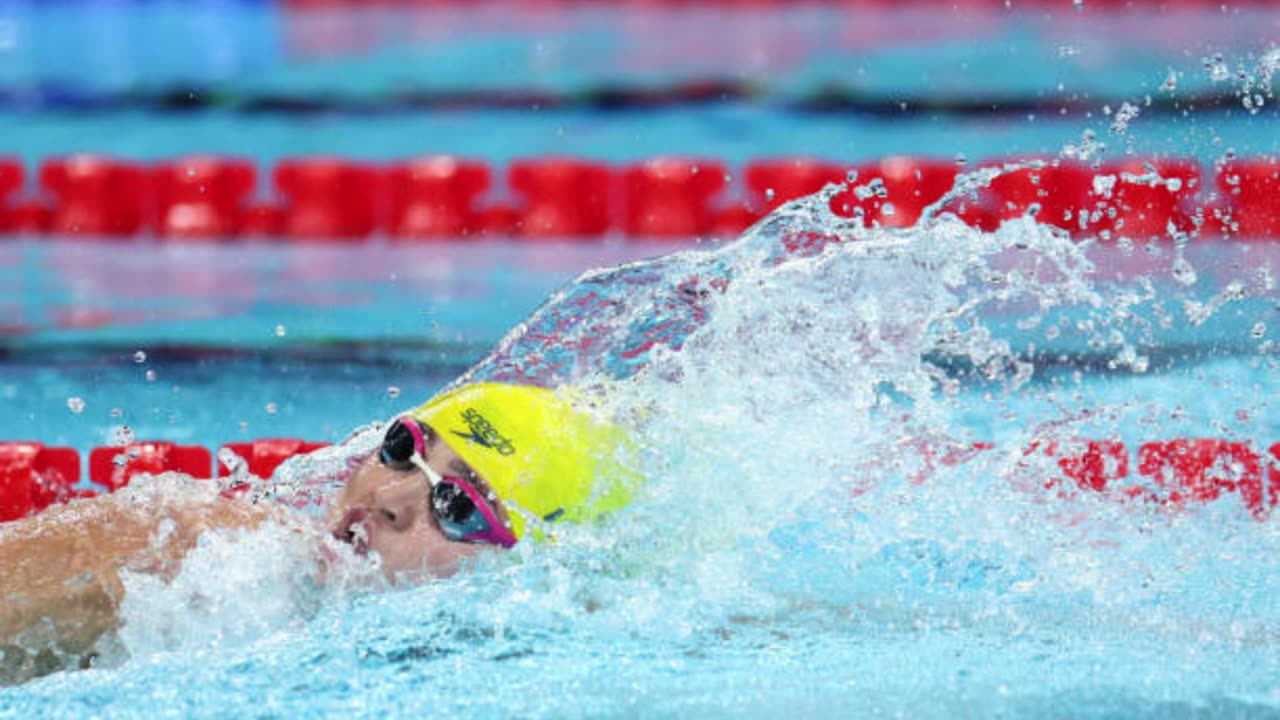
2, 3, 1276, 97
3, 108, 1278, 168
4, 179, 1280, 717
0, 241, 674, 447
1, 4, 1279, 168
3, 3, 1280, 717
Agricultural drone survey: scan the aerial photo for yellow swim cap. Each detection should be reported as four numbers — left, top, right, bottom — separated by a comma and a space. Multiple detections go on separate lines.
409, 382, 636, 542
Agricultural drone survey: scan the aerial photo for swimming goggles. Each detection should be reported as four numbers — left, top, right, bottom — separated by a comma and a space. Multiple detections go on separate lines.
379, 416, 518, 548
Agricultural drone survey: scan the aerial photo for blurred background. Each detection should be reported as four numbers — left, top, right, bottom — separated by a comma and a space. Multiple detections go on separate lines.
4, 4, 1280, 712
0, 0, 1277, 490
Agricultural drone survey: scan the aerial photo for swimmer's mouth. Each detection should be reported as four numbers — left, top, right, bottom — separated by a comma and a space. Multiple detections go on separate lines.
334, 508, 371, 556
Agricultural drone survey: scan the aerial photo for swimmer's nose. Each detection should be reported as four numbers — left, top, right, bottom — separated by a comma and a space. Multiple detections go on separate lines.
371, 472, 425, 532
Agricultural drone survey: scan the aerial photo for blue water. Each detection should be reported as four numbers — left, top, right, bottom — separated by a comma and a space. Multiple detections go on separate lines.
4, 3, 1280, 717
4, 108, 1279, 170
0, 3, 1275, 97
4, 192, 1280, 717
1, 4, 1279, 169
0, 241, 679, 447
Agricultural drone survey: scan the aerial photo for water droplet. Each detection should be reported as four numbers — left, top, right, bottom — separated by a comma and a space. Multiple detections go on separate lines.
133, 350, 146, 363
1172, 257, 1198, 286
386, 386, 401, 399
274, 325, 287, 337
66, 397, 85, 414
764, 188, 776, 202
113, 425, 134, 446
265, 402, 278, 415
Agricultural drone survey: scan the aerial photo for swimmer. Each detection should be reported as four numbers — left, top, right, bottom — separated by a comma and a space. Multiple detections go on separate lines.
324, 382, 635, 582
0, 382, 635, 683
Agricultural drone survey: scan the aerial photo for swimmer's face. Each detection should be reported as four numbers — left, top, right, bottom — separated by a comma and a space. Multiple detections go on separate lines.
326, 430, 507, 584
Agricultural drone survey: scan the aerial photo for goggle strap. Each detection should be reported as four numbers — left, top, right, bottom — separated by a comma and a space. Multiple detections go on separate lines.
408, 453, 440, 490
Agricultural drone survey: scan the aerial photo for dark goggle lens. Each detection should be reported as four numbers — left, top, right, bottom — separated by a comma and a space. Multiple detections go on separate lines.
432, 482, 477, 524
379, 420, 416, 468
432, 482, 490, 542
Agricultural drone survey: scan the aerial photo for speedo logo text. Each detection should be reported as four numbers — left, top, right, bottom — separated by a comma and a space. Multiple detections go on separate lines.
452, 408, 516, 456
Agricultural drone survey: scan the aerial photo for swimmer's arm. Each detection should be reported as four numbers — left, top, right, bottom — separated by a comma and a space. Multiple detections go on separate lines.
0, 494, 277, 657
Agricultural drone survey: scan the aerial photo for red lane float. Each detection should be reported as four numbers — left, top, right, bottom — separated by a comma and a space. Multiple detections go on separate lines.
2, 154, 1280, 241
623, 157, 727, 238
151, 156, 257, 240
2, 436, 1279, 524
949, 159, 1094, 233
830, 157, 957, 228
1031, 438, 1276, 517
1028, 439, 1129, 494
708, 203, 761, 237
1088, 158, 1200, 240
41, 156, 148, 237
0, 438, 330, 523
217, 439, 331, 479
386, 156, 490, 240
1137, 439, 1272, 517
1218, 159, 1280, 239
6, 201, 51, 234
509, 158, 612, 239
275, 158, 380, 241
0, 158, 21, 232
477, 204, 520, 237
88, 442, 212, 491
745, 158, 846, 215
239, 203, 286, 237
0, 443, 80, 522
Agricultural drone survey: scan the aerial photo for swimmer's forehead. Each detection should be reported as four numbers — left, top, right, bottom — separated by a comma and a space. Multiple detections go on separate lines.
423, 423, 493, 492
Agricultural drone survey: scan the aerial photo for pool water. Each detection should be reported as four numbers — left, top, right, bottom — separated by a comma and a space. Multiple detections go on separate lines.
0, 240, 688, 447
4, 2, 1280, 717
5, 182, 1280, 717
3, 3, 1280, 168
